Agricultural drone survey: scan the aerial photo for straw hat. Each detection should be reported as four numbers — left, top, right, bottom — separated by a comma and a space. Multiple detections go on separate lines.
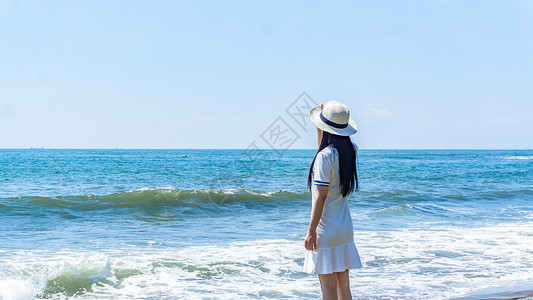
309, 101, 357, 136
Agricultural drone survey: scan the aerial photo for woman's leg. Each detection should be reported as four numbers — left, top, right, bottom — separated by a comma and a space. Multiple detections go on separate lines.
318, 273, 338, 300
335, 269, 352, 300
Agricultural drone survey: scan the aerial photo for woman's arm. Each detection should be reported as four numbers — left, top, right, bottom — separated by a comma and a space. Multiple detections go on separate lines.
304, 185, 328, 251
316, 127, 323, 147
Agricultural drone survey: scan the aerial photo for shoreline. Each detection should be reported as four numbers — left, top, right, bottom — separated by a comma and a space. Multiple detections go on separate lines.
451, 282, 533, 300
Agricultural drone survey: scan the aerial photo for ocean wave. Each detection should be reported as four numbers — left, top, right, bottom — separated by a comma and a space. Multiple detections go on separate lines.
370, 204, 416, 216
0, 253, 115, 299
2, 223, 533, 299
369, 203, 465, 218
0, 188, 309, 215
477, 189, 533, 201
500, 155, 533, 160
42, 255, 113, 297
2, 187, 532, 218
0, 240, 311, 299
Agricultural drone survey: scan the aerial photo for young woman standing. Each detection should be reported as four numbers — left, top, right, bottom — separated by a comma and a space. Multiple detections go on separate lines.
304, 101, 362, 300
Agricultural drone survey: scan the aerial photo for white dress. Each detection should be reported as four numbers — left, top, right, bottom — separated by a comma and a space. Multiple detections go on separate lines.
304, 146, 363, 274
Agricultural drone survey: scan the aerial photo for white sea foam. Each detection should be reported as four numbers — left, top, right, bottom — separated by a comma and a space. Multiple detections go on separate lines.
1, 222, 532, 299
0, 279, 41, 300
0, 253, 113, 300
501, 155, 533, 160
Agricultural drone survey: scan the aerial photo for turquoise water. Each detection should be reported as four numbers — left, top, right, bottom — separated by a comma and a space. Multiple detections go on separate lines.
1, 149, 532, 299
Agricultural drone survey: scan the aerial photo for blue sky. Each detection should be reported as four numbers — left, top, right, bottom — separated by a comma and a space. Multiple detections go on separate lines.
1, 0, 532, 149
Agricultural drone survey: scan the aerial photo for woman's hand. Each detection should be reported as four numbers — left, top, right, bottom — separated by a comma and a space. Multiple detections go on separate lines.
304, 228, 317, 251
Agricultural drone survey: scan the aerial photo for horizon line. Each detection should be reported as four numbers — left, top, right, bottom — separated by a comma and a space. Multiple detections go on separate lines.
1, 148, 532, 151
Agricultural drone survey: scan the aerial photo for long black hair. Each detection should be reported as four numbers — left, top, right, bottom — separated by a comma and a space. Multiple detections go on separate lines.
307, 131, 358, 197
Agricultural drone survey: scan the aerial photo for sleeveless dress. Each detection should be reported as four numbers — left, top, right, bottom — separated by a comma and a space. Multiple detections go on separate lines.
303, 146, 363, 274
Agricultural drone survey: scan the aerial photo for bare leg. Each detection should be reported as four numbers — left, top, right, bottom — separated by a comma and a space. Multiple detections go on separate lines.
318, 273, 338, 300
335, 269, 352, 300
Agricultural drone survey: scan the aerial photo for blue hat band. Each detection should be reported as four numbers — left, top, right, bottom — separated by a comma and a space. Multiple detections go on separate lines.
319, 112, 348, 129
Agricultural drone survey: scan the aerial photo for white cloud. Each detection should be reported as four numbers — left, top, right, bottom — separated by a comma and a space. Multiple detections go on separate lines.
362, 103, 396, 118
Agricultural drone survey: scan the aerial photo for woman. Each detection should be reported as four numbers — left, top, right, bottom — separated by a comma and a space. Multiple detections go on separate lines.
304, 101, 362, 300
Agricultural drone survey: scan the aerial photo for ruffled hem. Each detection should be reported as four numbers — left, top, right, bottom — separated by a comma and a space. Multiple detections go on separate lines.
303, 241, 362, 274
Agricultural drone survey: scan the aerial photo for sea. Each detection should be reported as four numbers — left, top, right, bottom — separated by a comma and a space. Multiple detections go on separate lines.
0, 149, 532, 299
